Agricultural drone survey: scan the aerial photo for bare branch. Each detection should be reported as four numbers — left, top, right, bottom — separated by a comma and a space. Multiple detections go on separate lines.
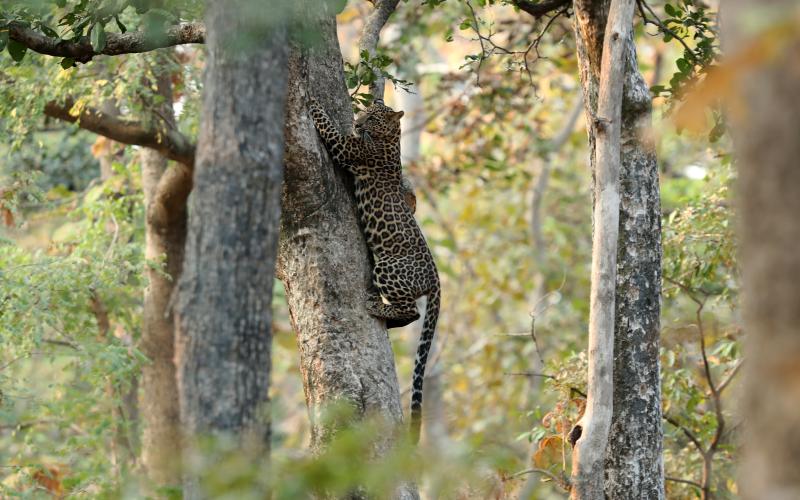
508, 467, 571, 491
358, 0, 400, 99
7, 22, 205, 64
464, 1, 569, 86
43, 97, 195, 166
666, 476, 704, 492
504, 371, 557, 379
42, 338, 80, 350
635, 0, 698, 63
716, 359, 743, 395
664, 414, 705, 456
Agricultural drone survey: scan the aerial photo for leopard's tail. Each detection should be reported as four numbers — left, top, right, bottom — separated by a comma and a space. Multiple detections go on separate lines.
410, 280, 440, 445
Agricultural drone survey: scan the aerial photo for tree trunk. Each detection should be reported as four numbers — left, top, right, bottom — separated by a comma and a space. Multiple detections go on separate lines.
570, 2, 632, 497
277, 10, 418, 500
138, 51, 187, 490
175, 2, 288, 497
572, 0, 665, 498
141, 147, 185, 487
723, 2, 800, 498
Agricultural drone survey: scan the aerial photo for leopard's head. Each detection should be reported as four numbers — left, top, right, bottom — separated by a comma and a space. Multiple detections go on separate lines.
354, 100, 404, 142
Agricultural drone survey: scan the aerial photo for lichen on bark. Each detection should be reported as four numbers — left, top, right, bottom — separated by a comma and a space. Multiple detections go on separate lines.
572, 0, 665, 496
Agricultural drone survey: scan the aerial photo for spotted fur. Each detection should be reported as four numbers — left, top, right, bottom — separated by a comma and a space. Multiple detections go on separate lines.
308, 97, 440, 444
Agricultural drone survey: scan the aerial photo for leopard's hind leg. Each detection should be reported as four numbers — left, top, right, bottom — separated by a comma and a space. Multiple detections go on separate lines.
366, 290, 420, 328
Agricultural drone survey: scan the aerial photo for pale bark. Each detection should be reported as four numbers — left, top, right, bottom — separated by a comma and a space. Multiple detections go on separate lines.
175, 1, 288, 497
569, 1, 635, 498
723, 1, 800, 498
571, 0, 665, 496
277, 8, 418, 499
358, 0, 401, 99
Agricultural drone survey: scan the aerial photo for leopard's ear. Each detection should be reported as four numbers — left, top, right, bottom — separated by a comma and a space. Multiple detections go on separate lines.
392, 110, 405, 120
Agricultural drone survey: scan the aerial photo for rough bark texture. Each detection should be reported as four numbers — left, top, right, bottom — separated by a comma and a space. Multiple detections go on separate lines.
724, 2, 800, 498
175, 2, 288, 497
276, 9, 418, 500
569, 2, 632, 497
572, 0, 665, 498
8, 21, 205, 63
43, 97, 195, 166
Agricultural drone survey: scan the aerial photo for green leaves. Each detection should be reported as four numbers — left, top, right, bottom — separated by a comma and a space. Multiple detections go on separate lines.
90, 23, 106, 52
343, 50, 413, 107
7, 39, 27, 62
0, 29, 8, 52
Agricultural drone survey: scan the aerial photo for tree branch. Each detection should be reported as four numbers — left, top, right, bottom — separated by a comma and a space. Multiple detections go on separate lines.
509, 467, 571, 491
358, 0, 400, 99
514, 0, 571, 19
716, 359, 743, 395
666, 476, 704, 492
665, 414, 705, 456
43, 97, 195, 166
7, 22, 205, 63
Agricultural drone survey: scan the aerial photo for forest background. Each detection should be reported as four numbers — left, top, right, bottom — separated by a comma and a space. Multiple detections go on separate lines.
0, 0, 759, 498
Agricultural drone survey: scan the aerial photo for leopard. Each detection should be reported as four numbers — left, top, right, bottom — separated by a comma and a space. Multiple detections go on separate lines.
308, 96, 440, 444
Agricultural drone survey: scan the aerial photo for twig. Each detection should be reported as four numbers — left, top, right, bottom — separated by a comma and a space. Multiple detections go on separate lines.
635, 0, 698, 63
666, 475, 704, 491
465, 0, 488, 86
504, 371, 556, 379
716, 359, 743, 395
664, 415, 705, 456
464, 0, 569, 86
42, 338, 80, 350
507, 467, 570, 491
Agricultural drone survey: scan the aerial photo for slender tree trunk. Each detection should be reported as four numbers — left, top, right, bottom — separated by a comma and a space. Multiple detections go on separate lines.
277, 9, 418, 499
138, 52, 186, 489
141, 147, 185, 488
723, 2, 800, 497
570, 2, 632, 497
175, 2, 288, 497
571, 0, 664, 497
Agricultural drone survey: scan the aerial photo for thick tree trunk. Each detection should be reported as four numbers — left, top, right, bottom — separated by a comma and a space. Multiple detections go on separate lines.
572, 0, 665, 498
175, 2, 288, 497
277, 10, 418, 500
724, 2, 800, 498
